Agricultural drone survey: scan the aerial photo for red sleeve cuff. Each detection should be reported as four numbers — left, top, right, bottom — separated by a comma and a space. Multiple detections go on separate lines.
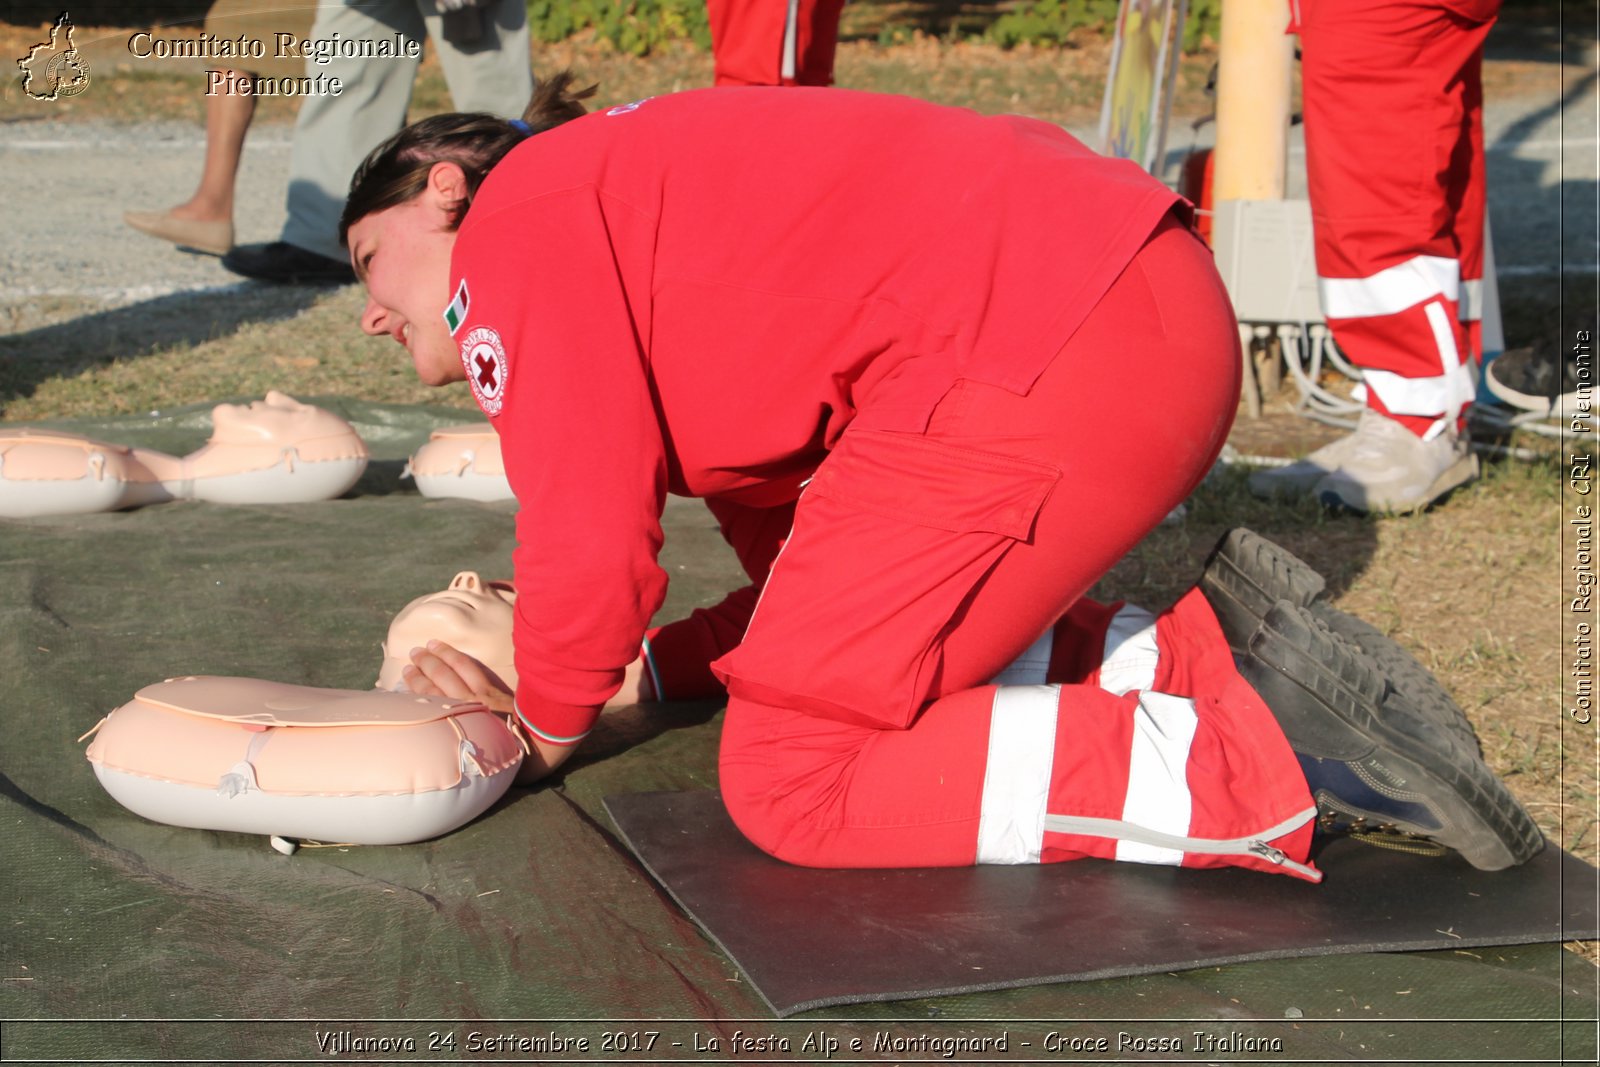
513, 693, 601, 747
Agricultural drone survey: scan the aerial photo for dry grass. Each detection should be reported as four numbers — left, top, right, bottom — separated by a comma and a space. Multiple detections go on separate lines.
0, 286, 467, 418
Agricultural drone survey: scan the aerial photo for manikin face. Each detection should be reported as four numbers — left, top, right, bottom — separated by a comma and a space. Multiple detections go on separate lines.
377, 571, 517, 691
349, 164, 466, 387
208, 390, 350, 446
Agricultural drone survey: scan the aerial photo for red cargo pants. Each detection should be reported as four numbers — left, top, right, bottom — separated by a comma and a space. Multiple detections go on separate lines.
712, 215, 1321, 879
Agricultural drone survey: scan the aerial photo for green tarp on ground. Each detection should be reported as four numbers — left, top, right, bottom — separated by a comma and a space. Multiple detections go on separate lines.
2, 401, 1595, 1063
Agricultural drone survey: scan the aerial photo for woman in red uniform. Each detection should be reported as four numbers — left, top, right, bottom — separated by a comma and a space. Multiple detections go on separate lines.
342, 76, 1539, 877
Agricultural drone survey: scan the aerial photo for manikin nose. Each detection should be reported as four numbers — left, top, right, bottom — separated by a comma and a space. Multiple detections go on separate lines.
448, 572, 484, 593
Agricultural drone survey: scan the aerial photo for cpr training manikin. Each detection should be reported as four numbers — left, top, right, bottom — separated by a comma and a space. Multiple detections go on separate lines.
84, 571, 525, 853
0, 392, 369, 517
0, 393, 513, 517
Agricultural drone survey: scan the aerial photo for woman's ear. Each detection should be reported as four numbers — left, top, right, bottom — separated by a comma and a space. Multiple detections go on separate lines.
424, 161, 471, 218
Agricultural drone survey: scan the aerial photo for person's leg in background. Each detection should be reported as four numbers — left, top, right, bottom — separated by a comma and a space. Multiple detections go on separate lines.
1251, 0, 1499, 512
273, 0, 422, 269
425, 0, 535, 115
1453, 23, 1491, 368
124, 68, 255, 256
225, 1, 425, 282
705, 0, 847, 86
224, 0, 532, 283
125, 0, 319, 257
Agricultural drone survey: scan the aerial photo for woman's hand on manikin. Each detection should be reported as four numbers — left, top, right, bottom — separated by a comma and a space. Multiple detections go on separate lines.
404, 639, 573, 783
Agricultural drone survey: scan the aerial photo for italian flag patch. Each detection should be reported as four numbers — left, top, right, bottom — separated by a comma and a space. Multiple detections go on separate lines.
443, 279, 470, 336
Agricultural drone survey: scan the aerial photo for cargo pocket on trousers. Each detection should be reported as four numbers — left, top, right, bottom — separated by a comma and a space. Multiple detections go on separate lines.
711, 428, 1061, 730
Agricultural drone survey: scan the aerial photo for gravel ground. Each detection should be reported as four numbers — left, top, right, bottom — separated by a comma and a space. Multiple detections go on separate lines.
1, 120, 292, 314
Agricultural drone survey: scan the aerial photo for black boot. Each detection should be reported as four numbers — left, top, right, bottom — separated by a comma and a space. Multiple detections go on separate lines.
222, 242, 355, 285
1200, 526, 1481, 756
1238, 600, 1543, 871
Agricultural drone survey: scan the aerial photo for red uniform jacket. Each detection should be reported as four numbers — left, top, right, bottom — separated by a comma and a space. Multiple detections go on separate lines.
447, 87, 1180, 744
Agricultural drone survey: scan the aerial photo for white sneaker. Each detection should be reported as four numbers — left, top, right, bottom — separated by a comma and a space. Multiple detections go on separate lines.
1247, 429, 1371, 500
1313, 411, 1478, 513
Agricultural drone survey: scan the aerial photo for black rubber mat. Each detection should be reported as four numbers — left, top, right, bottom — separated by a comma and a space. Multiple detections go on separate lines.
605, 790, 1600, 1017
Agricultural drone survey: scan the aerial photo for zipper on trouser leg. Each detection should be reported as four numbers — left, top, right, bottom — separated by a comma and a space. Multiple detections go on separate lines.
1042, 807, 1323, 882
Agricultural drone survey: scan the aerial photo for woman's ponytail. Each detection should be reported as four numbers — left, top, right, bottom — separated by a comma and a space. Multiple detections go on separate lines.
522, 70, 598, 134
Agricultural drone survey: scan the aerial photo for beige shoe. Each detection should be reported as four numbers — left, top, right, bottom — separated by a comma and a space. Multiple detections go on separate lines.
123, 211, 234, 256
1313, 411, 1478, 513
1247, 427, 1371, 500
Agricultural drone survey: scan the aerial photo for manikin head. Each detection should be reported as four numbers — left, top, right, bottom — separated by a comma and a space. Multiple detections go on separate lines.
342, 73, 595, 388
185, 391, 367, 483
377, 571, 517, 692
208, 391, 354, 447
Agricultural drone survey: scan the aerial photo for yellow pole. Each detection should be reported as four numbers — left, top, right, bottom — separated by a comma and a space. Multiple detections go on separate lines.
1212, 0, 1295, 201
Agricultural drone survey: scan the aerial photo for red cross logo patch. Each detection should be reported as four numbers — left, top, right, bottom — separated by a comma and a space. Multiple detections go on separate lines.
460, 325, 508, 416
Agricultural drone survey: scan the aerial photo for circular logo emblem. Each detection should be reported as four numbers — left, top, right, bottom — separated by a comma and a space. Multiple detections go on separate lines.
46, 51, 91, 98
460, 326, 508, 417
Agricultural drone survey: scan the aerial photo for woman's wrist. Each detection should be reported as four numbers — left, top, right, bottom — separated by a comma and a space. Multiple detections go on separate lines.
607, 654, 655, 707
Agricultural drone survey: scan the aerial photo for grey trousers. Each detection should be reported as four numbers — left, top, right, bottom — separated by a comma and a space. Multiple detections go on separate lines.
281, 0, 534, 261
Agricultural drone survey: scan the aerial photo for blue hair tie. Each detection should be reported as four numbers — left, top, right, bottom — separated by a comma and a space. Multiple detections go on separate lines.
509, 119, 533, 136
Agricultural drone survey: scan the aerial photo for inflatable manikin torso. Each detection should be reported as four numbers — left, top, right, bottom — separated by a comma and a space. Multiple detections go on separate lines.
84, 571, 524, 851
0, 431, 181, 517
404, 423, 513, 501
0, 391, 368, 518
82, 678, 522, 849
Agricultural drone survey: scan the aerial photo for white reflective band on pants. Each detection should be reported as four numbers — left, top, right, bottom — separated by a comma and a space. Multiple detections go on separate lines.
1114, 691, 1199, 865
1358, 299, 1477, 419
974, 605, 1201, 866
781, 0, 800, 80
1318, 254, 1460, 319
1459, 277, 1484, 323
1097, 604, 1159, 695
975, 685, 1059, 864
1097, 603, 1200, 865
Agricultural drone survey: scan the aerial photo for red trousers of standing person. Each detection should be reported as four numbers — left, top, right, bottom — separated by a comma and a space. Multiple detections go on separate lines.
706, 0, 847, 86
706, 215, 1322, 879
1296, 0, 1500, 435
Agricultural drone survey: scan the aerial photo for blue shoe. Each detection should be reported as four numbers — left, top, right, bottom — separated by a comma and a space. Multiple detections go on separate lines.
1238, 600, 1543, 871
1293, 755, 1443, 856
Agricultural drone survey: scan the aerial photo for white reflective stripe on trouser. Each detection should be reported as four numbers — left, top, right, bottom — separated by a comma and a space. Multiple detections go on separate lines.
975, 685, 1059, 864
1459, 277, 1484, 323
1318, 255, 1460, 320
989, 628, 1054, 686
1359, 300, 1477, 419
781, 0, 800, 80
1098, 604, 1159, 696
1114, 692, 1199, 866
